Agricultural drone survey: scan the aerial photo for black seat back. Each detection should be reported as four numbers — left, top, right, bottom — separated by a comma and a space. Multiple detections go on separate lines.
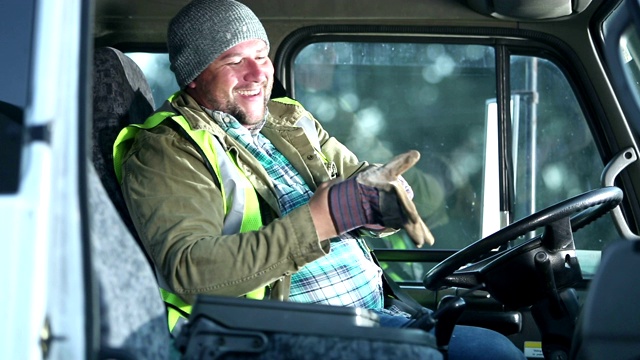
572, 239, 640, 359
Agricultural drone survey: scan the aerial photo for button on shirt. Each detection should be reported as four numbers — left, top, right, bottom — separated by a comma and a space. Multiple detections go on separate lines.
206, 108, 384, 310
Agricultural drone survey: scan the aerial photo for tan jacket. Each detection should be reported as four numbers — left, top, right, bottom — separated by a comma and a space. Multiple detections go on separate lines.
120, 92, 369, 304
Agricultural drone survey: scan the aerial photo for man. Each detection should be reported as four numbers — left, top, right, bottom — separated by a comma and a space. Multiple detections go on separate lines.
114, 0, 526, 358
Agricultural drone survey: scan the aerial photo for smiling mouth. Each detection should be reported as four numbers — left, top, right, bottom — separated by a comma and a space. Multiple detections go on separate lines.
236, 88, 262, 97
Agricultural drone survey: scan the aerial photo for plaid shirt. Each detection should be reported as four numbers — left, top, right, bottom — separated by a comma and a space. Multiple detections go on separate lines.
208, 109, 384, 310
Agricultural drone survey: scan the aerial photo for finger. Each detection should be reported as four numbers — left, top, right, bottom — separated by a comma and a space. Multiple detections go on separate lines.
392, 181, 435, 247
381, 150, 421, 179
357, 150, 421, 188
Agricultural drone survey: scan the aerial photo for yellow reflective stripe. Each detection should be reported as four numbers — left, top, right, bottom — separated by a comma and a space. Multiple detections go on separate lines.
245, 287, 265, 300
113, 112, 229, 213
240, 183, 263, 232
167, 91, 180, 102
160, 283, 265, 330
160, 288, 193, 313
115, 105, 268, 330
112, 111, 175, 183
166, 308, 181, 333
159, 288, 193, 332
164, 287, 264, 332
171, 117, 228, 214
113, 127, 135, 183
227, 153, 263, 233
270, 97, 300, 106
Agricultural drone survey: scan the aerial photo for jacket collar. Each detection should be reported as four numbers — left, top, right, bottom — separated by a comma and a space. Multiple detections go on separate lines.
169, 91, 304, 133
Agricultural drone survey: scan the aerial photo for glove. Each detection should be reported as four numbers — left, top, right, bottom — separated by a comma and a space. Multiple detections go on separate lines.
328, 150, 435, 247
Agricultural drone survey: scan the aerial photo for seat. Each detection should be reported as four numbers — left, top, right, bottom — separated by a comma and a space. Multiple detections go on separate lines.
90, 46, 441, 360
91, 46, 172, 359
571, 239, 640, 359
92, 46, 155, 245
88, 164, 174, 360
271, 76, 288, 99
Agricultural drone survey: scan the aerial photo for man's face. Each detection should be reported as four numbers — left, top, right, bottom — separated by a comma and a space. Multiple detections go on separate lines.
187, 39, 274, 128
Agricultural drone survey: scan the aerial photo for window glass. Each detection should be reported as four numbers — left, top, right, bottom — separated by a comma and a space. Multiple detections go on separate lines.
294, 42, 496, 253
509, 56, 615, 275
293, 41, 613, 280
510, 57, 602, 216
619, 26, 640, 114
127, 52, 178, 107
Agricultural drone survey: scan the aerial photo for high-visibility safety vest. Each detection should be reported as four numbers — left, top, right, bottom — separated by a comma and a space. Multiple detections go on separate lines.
113, 96, 307, 332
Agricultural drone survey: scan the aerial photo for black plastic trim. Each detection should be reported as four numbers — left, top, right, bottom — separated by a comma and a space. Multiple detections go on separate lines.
27, 124, 50, 143
374, 249, 456, 263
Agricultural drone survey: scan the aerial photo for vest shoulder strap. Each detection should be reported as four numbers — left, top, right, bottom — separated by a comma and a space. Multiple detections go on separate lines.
270, 96, 301, 106
162, 119, 221, 191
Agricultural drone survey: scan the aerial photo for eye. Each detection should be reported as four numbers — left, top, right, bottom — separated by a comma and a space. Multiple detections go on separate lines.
226, 57, 243, 65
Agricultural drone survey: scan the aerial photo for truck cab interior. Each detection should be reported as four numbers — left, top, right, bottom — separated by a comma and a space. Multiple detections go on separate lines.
3, 0, 640, 359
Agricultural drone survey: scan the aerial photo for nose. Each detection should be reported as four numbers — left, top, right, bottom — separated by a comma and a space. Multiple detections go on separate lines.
244, 59, 269, 83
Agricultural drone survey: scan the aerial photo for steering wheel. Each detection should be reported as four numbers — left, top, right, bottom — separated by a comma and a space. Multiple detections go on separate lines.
423, 187, 623, 293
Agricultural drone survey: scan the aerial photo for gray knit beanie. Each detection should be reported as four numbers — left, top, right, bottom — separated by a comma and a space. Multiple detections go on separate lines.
168, 0, 269, 88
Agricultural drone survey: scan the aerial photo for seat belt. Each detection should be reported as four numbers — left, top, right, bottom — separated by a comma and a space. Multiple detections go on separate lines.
370, 251, 428, 318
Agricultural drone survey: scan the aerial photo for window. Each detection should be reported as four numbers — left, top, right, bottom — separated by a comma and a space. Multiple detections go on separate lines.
294, 42, 496, 251
292, 40, 616, 280
509, 56, 616, 276
127, 52, 178, 106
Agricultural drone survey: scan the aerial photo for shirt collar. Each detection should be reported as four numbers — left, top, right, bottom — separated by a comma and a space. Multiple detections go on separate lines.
202, 107, 268, 136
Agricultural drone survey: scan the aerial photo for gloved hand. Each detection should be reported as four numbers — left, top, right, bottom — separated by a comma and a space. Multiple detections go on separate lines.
327, 150, 435, 247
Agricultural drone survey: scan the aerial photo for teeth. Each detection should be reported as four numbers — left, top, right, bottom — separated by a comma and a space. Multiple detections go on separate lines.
237, 89, 260, 96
